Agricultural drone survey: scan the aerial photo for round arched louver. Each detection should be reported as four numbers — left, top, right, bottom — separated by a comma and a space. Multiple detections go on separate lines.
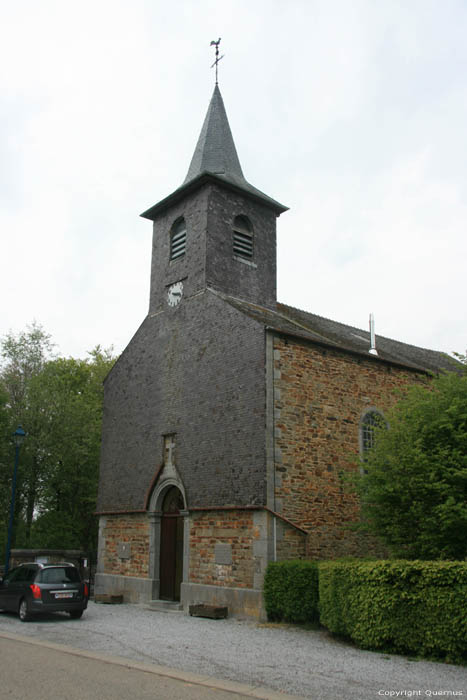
233, 215, 253, 259
170, 218, 186, 260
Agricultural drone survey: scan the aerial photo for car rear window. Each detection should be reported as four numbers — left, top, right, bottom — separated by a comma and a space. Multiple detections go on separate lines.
36, 567, 81, 584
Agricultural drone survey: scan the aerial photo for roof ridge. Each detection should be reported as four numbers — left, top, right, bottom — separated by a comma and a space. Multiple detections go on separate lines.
213, 291, 351, 347
277, 301, 449, 356
273, 303, 348, 346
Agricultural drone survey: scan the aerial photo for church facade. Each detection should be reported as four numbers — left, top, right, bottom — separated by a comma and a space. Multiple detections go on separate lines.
95, 85, 453, 618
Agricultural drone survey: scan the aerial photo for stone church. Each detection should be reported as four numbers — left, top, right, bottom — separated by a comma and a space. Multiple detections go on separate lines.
95, 83, 453, 618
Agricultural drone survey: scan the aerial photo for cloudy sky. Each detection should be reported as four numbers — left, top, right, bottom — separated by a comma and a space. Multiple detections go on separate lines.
2, 0, 466, 360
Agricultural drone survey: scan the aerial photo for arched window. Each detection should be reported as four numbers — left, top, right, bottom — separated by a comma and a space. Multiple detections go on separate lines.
360, 409, 386, 456
233, 215, 253, 259
170, 218, 186, 260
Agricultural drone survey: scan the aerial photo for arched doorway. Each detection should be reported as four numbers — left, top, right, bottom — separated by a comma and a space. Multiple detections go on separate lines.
159, 486, 184, 601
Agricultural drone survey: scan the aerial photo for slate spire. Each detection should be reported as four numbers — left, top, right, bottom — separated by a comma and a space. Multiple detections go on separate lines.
141, 84, 287, 220
182, 85, 287, 213
184, 84, 245, 187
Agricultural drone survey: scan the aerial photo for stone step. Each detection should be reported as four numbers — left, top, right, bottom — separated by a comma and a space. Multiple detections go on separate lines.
147, 599, 184, 613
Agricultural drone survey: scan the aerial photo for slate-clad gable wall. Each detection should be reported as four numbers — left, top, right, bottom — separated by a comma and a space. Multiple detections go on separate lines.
97, 291, 268, 513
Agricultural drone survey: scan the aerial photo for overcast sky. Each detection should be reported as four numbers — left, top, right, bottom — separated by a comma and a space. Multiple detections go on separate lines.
2, 0, 466, 360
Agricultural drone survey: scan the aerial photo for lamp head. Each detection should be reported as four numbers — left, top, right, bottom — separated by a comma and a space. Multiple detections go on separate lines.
14, 425, 26, 448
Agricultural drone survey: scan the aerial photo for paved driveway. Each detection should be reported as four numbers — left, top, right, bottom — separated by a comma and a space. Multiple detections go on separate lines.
0, 601, 465, 699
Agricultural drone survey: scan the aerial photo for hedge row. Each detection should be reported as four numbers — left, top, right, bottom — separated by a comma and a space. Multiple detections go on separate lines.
263, 560, 319, 623
263, 559, 467, 663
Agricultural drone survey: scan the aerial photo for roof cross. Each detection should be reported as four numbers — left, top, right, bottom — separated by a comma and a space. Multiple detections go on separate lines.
210, 38, 224, 84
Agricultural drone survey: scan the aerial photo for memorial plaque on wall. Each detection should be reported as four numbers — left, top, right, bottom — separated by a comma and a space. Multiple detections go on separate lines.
215, 543, 232, 565
117, 542, 131, 559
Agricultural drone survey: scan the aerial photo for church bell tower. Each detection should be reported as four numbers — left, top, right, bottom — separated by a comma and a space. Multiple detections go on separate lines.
141, 83, 288, 313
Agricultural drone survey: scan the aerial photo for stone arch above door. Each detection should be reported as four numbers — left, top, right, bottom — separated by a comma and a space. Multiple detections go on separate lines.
148, 476, 187, 514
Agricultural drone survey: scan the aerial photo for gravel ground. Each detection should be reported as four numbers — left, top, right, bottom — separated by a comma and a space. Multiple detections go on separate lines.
0, 602, 465, 699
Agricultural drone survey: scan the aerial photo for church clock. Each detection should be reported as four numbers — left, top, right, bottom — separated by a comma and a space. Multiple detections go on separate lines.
167, 281, 184, 307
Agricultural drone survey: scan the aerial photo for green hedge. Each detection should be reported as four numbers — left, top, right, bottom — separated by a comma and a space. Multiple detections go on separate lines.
263, 560, 319, 623
318, 560, 467, 663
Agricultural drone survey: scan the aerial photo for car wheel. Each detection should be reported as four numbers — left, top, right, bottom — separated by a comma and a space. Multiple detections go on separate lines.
69, 610, 83, 619
19, 598, 30, 622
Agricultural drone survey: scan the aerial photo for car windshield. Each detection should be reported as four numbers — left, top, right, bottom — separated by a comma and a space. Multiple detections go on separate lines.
36, 567, 81, 584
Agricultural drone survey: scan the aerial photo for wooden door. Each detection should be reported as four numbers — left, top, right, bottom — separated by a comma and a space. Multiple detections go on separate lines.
159, 487, 184, 601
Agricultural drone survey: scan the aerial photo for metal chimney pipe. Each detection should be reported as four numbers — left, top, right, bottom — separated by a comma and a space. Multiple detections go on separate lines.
369, 313, 378, 355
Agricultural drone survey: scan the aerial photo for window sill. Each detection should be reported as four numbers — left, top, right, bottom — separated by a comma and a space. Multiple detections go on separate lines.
233, 255, 257, 269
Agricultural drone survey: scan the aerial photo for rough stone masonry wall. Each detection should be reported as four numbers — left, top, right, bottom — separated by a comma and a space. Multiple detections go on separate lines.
273, 337, 427, 559
100, 514, 150, 578
275, 519, 307, 561
189, 510, 258, 589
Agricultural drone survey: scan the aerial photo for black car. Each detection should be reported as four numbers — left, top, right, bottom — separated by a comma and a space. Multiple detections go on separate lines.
0, 562, 88, 621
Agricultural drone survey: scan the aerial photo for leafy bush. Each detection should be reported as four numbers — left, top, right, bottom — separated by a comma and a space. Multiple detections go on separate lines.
264, 560, 319, 623
354, 370, 467, 560
318, 560, 467, 663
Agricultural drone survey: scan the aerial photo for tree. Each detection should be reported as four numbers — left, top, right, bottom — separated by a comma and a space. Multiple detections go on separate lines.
355, 366, 467, 560
0, 322, 56, 550
0, 324, 116, 557
27, 347, 115, 551
0, 383, 12, 546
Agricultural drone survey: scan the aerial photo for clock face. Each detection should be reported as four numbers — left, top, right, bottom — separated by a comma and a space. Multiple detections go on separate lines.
167, 281, 183, 307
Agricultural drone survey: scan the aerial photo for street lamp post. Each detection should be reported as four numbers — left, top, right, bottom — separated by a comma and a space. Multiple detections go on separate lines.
4, 426, 26, 576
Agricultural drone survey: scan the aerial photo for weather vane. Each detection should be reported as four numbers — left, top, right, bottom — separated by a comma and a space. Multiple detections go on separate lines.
210, 38, 224, 84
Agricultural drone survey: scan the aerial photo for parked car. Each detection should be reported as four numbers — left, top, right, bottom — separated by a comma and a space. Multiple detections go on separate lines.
0, 562, 88, 621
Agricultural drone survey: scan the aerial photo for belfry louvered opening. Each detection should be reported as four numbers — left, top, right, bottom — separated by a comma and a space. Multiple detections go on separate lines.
233, 215, 253, 259
170, 218, 186, 260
